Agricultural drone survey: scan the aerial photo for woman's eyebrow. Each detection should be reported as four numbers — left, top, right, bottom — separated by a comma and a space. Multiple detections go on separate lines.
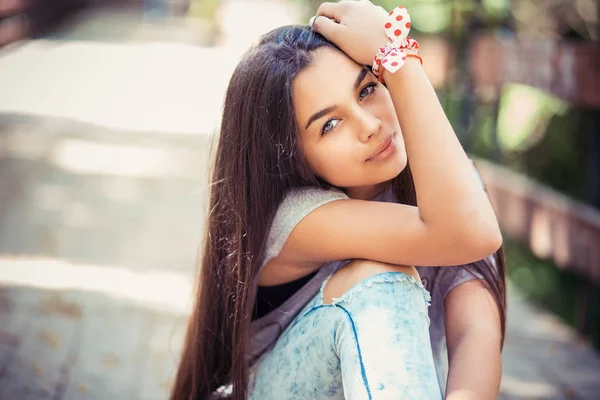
304, 67, 370, 130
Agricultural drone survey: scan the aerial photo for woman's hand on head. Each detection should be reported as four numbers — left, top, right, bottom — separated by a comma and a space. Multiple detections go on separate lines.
310, 0, 390, 66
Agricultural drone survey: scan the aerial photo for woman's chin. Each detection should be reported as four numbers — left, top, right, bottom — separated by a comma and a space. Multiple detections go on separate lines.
386, 149, 408, 178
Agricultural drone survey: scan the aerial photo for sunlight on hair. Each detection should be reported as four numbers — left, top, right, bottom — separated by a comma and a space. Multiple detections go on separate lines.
47, 138, 199, 179
0, 256, 194, 314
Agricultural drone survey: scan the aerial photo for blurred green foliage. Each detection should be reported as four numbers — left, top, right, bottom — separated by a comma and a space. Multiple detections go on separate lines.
497, 85, 568, 154
463, 85, 592, 203
301, 0, 512, 34
505, 238, 600, 349
187, 0, 222, 20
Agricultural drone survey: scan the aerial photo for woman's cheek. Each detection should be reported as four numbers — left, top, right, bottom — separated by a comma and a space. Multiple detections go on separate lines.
376, 90, 398, 119
314, 151, 355, 186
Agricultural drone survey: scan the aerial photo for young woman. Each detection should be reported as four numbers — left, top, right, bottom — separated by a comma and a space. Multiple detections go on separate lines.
171, 1, 506, 399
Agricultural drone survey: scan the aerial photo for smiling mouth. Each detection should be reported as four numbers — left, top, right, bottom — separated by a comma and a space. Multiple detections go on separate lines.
367, 133, 395, 162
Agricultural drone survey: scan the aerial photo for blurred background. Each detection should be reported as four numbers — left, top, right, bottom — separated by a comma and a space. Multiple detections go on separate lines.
0, 0, 598, 399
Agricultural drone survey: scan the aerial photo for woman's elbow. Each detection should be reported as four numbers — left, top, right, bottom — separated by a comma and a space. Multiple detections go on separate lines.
431, 213, 503, 265
464, 218, 503, 258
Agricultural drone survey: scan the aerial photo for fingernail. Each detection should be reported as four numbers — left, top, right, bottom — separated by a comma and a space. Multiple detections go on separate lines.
309, 15, 317, 28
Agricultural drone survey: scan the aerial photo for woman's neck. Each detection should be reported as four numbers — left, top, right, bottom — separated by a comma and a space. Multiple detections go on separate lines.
344, 180, 393, 200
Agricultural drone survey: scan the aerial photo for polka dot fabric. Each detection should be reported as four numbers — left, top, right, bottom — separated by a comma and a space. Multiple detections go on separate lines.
372, 5, 419, 79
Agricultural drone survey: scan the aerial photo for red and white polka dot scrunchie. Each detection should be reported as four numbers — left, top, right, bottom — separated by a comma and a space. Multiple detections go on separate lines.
372, 5, 421, 83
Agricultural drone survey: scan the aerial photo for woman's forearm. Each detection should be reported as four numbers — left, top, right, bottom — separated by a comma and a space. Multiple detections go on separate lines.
383, 62, 501, 248
445, 328, 502, 399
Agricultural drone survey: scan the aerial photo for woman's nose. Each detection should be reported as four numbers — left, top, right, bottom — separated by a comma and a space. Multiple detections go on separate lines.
357, 109, 382, 142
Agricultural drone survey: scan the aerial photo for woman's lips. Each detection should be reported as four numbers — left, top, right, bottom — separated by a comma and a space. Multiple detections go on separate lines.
367, 134, 396, 162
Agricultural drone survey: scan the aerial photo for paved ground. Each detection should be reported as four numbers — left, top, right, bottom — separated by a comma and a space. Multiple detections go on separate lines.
0, 4, 599, 400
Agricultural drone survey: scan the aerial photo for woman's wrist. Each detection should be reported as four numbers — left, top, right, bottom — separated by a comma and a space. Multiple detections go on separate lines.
380, 57, 423, 84
370, 5, 420, 83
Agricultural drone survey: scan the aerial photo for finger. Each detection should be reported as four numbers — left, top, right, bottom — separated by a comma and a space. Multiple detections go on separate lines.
310, 15, 344, 40
315, 1, 345, 22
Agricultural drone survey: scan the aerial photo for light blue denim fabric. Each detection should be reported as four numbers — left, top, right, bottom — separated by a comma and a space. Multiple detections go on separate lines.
249, 272, 442, 400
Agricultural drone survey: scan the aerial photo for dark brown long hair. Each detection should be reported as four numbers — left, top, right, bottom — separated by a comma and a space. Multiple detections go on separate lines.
170, 25, 506, 400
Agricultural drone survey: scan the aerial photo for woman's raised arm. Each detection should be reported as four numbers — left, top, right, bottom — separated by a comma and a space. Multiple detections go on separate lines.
275, 1, 501, 269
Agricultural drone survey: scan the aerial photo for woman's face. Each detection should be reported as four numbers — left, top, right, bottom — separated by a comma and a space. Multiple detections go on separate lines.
293, 47, 408, 200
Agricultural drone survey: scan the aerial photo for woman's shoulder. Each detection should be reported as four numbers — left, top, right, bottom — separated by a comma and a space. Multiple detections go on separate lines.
263, 186, 349, 267
283, 186, 349, 205
274, 186, 349, 227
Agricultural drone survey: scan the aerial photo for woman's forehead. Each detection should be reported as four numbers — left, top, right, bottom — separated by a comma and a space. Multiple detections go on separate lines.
293, 48, 363, 125
295, 48, 361, 94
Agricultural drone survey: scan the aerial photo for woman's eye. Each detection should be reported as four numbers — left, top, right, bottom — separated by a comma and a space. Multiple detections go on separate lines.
359, 83, 377, 100
320, 83, 377, 135
321, 118, 340, 135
